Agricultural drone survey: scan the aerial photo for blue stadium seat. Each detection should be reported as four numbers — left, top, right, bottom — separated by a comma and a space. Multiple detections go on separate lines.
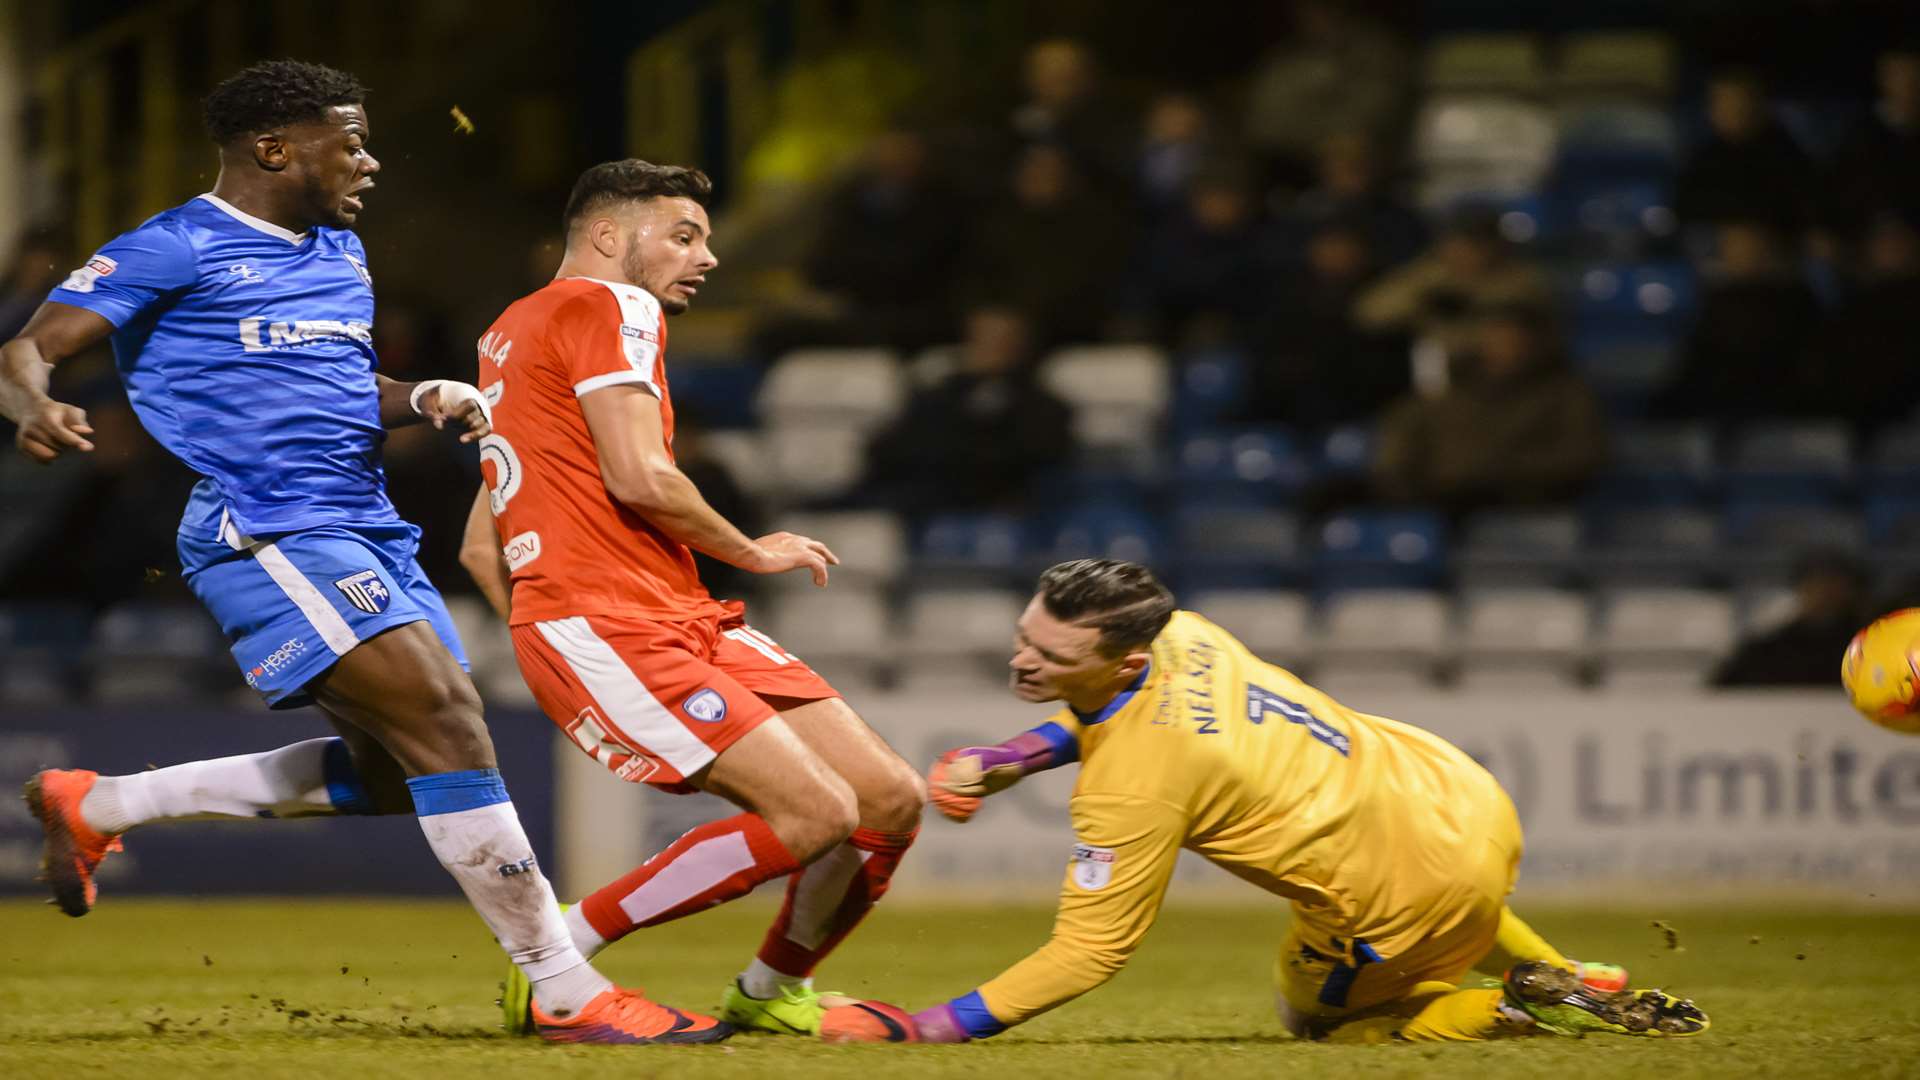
1035, 507, 1164, 568
1316, 424, 1375, 480
1867, 496, 1920, 548
1551, 177, 1677, 257
1571, 260, 1696, 352
1176, 427, 1313, 505
1168, 349, 1249, 438
667, 359, 763, 428
1312, 511, 1447, 591
89, 603, 229, 703
916, 513, 1026, 584
1723, 504, 1865, 586
1552, 102, 1680, 177
1170, 507, 1303, 591
1575, 342, 1677, 417
1029, 463, 1158, 511
1456, 509, 1582, 588
1866, 429, 1920, 497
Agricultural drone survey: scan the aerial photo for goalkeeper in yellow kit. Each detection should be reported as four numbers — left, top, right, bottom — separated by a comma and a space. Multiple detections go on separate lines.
858, 560, 1707, 1044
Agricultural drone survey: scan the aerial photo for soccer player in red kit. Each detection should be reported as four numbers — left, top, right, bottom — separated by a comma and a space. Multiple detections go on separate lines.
461, 160, 924, 1038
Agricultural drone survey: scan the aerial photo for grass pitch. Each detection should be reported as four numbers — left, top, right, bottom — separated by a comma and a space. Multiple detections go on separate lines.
2, 898, 1917, 1079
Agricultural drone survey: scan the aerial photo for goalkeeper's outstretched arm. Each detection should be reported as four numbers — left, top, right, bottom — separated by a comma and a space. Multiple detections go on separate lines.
909, 794, 1187, 1042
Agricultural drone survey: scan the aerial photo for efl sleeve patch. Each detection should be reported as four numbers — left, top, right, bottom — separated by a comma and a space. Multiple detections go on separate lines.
1070, 843, 1116, 891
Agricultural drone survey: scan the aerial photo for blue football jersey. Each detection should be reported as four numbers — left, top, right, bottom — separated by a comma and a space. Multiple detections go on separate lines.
48, 193, 399, 539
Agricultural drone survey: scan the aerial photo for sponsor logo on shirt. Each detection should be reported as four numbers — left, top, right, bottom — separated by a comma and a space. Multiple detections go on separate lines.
245, 637, 307, 686
1070, 843, 1116, 891
59, 255, 118, 294
237, 317, 373, 352
333, 569, 391, 615
683, 688, 728, 723
342, 252, 373, 287
502, 530, 541, 570
227, 263, 264, 284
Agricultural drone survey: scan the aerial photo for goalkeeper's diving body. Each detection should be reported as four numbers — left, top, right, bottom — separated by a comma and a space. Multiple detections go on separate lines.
880, 559, 1708, 1044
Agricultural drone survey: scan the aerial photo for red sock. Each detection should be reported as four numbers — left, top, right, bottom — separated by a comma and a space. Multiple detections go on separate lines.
754, 826, 915, 978
580, 812, 800, 944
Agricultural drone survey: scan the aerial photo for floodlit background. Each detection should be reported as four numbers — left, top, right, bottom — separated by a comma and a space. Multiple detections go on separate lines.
3, 0, 1919, 903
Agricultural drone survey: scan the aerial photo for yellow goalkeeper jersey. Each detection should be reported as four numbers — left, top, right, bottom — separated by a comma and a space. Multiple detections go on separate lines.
973, 609, 1522, 1029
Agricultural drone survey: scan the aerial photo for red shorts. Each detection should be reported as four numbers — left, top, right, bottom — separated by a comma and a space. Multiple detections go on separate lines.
510, 601, 838, 792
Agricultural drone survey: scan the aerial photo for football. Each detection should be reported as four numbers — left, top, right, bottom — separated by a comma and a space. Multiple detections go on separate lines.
818, 998, 920, 1043
1841, 609, 1920, 734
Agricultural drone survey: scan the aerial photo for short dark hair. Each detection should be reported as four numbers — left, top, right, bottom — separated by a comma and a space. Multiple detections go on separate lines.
202, 60, 368, 145
563, 160, 712, 233
1037, 559, 1176, 658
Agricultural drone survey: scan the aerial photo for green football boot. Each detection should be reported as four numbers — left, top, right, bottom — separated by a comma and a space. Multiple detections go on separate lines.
718, 979, 839, 1036
1504, 960, 1709, 1037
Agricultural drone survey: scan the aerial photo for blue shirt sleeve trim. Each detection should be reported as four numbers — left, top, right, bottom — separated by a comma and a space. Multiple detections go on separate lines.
322, 737, 376, 815
406, 769, 510, 816
1026, 721, 1081, 765
949, 990, 1008, 1039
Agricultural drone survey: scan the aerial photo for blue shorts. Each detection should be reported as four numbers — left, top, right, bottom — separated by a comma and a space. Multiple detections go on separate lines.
179, 513, 469, 710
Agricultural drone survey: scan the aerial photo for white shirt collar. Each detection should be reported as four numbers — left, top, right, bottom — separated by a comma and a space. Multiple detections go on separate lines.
196, 193, 310, 245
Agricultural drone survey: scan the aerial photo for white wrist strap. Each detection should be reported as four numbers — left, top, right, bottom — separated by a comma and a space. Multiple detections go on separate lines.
409, 379, 491, 422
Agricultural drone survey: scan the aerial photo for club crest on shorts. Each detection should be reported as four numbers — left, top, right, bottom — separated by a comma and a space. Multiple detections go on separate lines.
333, 569, 391, 614
1071, 843, 1116, 891
683, 688, 728, 723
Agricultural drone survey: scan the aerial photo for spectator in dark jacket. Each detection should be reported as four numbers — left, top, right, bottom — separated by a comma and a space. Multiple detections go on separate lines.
962, 146, 1130, 346
1824, 46, 1920, 243
1007, 39, 1135, 199
0, 228, 67, 342
1714, 549, 1870, 687
1659, 221, 1826, 421
1245, 213, 1407, 427
1132, 165, 1269, 347
1675, 69, 1818, 234
863, 307, 1072, 521
1831, 210, 1920, 430
1373, 301, 1605, 515
1281, 133, 1426, 270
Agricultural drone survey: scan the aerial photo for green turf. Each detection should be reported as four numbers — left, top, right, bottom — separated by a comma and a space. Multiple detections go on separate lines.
2, 898, 1917, 1079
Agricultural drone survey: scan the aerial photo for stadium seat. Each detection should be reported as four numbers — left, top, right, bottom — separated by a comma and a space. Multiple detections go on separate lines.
1594, 587, 1734, 689
1571, 260, 1696, 351
1168, 348, 1249, 438
0, 602, 89, 704
1176, 427, 1313, 504
898, 588, 1025, 690
1552, 178, 1677, 259
1456, 509, 1582, 588
1586, 423, 1716, 507
1171, 507, 1302, 591
1187, 590, 1313, 669
756, 348, 905, 432
666, 359, 763, 428
1313, 511, 1447, 591
1035, 506, 1163, 569
698, 430, 774, 499
1039, 344, 1171, 451
756, 587, 892, 685
1317, 590, 1450, 685
1735, 585, 1797, 635
1574, 342, 1677, 416
1722, 422, 1853, 506
915, 513, 1026, 586
1552, 102, 1680, 172
1554, 32, 1676, 99
765, 510, 905, 589
1587, 508, 1721, 587
89, 603, 227, 703
1865, 427, 1920, 496
1413, 95, 1558, 208
761, 424, 868, 503
1423, 34, 1546, 94
1317, 425, 1375, 480
1457, 588, 1590, 687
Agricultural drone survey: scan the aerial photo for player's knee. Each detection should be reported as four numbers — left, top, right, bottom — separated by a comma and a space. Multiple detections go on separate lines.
857, 763, 925, 834
782, 776, 858, 861
403, 677, 494, 772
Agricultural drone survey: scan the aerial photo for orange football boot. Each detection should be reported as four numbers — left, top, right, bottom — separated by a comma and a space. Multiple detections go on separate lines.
533, 987, 733, 1045
23, 769, 123, 917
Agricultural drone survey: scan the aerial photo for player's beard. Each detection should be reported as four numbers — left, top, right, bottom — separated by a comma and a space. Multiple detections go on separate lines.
624, 234, 688, 315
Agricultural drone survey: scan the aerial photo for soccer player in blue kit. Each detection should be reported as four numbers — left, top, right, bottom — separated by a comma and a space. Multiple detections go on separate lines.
0, 61, 727, 1044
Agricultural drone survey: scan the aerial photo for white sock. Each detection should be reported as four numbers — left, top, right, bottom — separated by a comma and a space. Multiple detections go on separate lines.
407, 769, 611, 1017
564, 902, 608, 960
79, 738, 368, 834
740, 956, 808, 1000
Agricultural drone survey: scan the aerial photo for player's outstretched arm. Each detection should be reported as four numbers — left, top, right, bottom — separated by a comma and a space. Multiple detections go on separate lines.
927, 721, 1079, 823
0, 303, 114, 463
580, 383, 840, 585
459, 484, 513, 620
374, 374, 492, 442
